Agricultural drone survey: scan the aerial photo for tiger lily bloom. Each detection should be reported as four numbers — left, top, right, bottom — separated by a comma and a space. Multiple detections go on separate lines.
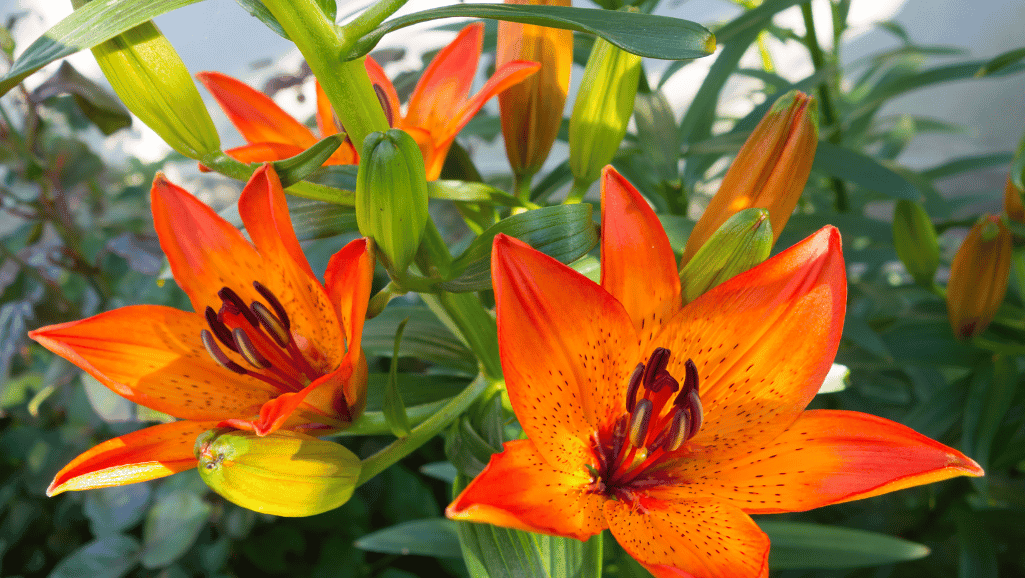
447, 166, 983, 578
30, 164, 373, 496
199, 23, 539, 180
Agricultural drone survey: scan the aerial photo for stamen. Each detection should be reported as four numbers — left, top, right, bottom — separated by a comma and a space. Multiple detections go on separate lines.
201, 330, 247, 375
251, 302, 291, 348
252, 281, 291, 330
610, 413, 629, 467
674, 358, 700, 406
686, 391, 703, 439
624, 363, 644, 412
373, 84, 394, 127
628, 399, 652, 448
233, 328, 271, 369
218, 287, 260, 327
663, 408, 691, 452
649, 372, 679, 393
205, 306, 239, 353
642, 348, 670, 388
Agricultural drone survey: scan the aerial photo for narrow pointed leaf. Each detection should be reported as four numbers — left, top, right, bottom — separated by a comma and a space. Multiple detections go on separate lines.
813, 141, 921, 200
271, 135, 345, 188
976, 46, 1025, 77
384, 318, 413, 438
347, 5, 714, 61
354, 519, 463, 558
0, 0, 203, 95
760, 521, 930, 570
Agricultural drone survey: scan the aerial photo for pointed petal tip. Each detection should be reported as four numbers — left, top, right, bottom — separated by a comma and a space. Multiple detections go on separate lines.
45, 480, 61, 497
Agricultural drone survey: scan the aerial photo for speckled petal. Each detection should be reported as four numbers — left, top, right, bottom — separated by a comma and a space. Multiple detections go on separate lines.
446, 439, 606, 541
600, 166, 681, 349
197, 71, 317, 148
47, 420, 216, 495
654, 227, 845, 459
492, 234, 638, 473
238, 166, 344, 375
605, 497, 769, 578
650, 410, 984, 514
28, 306, 278, 420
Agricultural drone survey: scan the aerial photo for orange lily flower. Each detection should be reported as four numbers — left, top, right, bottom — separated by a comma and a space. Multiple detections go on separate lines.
199, 24, 539, 180
447, 166, 983, 578
197, 71, 359, 166
30, 164, 374, 496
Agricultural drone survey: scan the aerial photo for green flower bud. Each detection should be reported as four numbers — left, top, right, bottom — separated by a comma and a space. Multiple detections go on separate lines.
356, 129, 430, 273
83, 9, 220, 159
679, 208, 773, 303
195, 429, 360, 517
568, 32, 642, 192
892, 200, 940, 287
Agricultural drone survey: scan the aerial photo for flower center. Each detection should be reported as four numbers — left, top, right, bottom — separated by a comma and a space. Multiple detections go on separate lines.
589, 347, 702, 499
199, 281, 351, 420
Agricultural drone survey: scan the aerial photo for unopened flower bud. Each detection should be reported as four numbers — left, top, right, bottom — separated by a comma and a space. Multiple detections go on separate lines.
568, 32, 642, 190
679, 208, 773, 303
87, 17, 220, 159
1004, 177, 1025, 223
893, 200, 940, 287
681, 91, 818, 266
356, 129, 430, 273
498, 0, 572, 180
195, 429, 360, 517
947, 215, 1011, 339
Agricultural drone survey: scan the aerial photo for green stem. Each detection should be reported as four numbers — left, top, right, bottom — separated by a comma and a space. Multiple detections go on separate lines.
425, 291, 503, 380
357, 374, 490, 485
337, 0, 410, 48
800, 2, 849, 212
565, 178, 592, 204
258, 0, 388, 149
513, 171, 535, 203
332, 399, 449, 437
367, 282, 405, 319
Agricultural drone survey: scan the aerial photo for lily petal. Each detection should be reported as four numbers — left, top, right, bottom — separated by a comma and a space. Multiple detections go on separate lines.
653, 410, 983, 514
446, 60, 541, 143
446, 440, 606, 541
605, 497, 769, 578
223, 142, 307, 164
151, 174, 266, 315
364, 57, 401, 127
197, 71, 317, 148
492, 234, 637, 473
656, 227, 845, 458
239, 166, 344, 375
314, 80, 339, 137
47, 420, 216, 496
405, 23, 484, 133
28, 306, 278, 419
600, 166, 681, 346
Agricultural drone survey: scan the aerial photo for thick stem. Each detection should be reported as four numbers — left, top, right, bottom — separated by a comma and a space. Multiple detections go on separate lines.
258, 0, 388, 150
800, 2, 849, 212
357, 374, 490, 485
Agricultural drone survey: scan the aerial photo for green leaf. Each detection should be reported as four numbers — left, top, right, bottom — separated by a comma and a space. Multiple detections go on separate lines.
633, 89, 680, 185
30, 61, 131, 135
219, 195, 357, 241
84, 484, 152, 537
975, 46, 1025, 77
235, 0, 337, 40
420, 461, 458, 483
362, 306, 477, 374
454, 476, 603, 578
354, 518, 463, 558
442, 204, 597, 292
954, 510, 998, 578
347, 5, 714, 61
812, 141, 922, 200
384, 318, 413, 438
141, 489, 212, 568
760, 521, 931, 570
50, 534, 141, 578
962, 356, 1018, 474
364, 374, 470, 412
920, 152, 1014, 181
429, 180, 523, 206
0, 0, 203, 95
272, 134, 345, 188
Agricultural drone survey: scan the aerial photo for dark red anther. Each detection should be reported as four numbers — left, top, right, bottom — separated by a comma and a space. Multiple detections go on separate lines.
650, 372, 679, 393
205, 306, 239, 353
252, 281, 290, 330
624, 363, 644, 412
674, 359, 700, 406
218, 287, 259, 327
201, 330, 247, 375
642, 348, 671, 388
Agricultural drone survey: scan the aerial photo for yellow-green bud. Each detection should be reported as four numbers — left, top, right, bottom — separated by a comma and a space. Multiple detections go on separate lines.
568, 32, 642, 190
85, 12, 220, 159
356, 129, 430, 273
195, 429, 360, 517
679, 208, 773, 303
892, 200, 940, 287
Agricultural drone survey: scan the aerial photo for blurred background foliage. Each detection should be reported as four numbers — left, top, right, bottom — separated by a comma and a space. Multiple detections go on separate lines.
3, 0, 1025, 577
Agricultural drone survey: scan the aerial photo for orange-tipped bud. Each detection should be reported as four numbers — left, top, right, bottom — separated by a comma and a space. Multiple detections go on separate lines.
497, 0, 572, 179
681, 91, 818, 267
1004, 177, 1025, 223
947, 215, 1012, 339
